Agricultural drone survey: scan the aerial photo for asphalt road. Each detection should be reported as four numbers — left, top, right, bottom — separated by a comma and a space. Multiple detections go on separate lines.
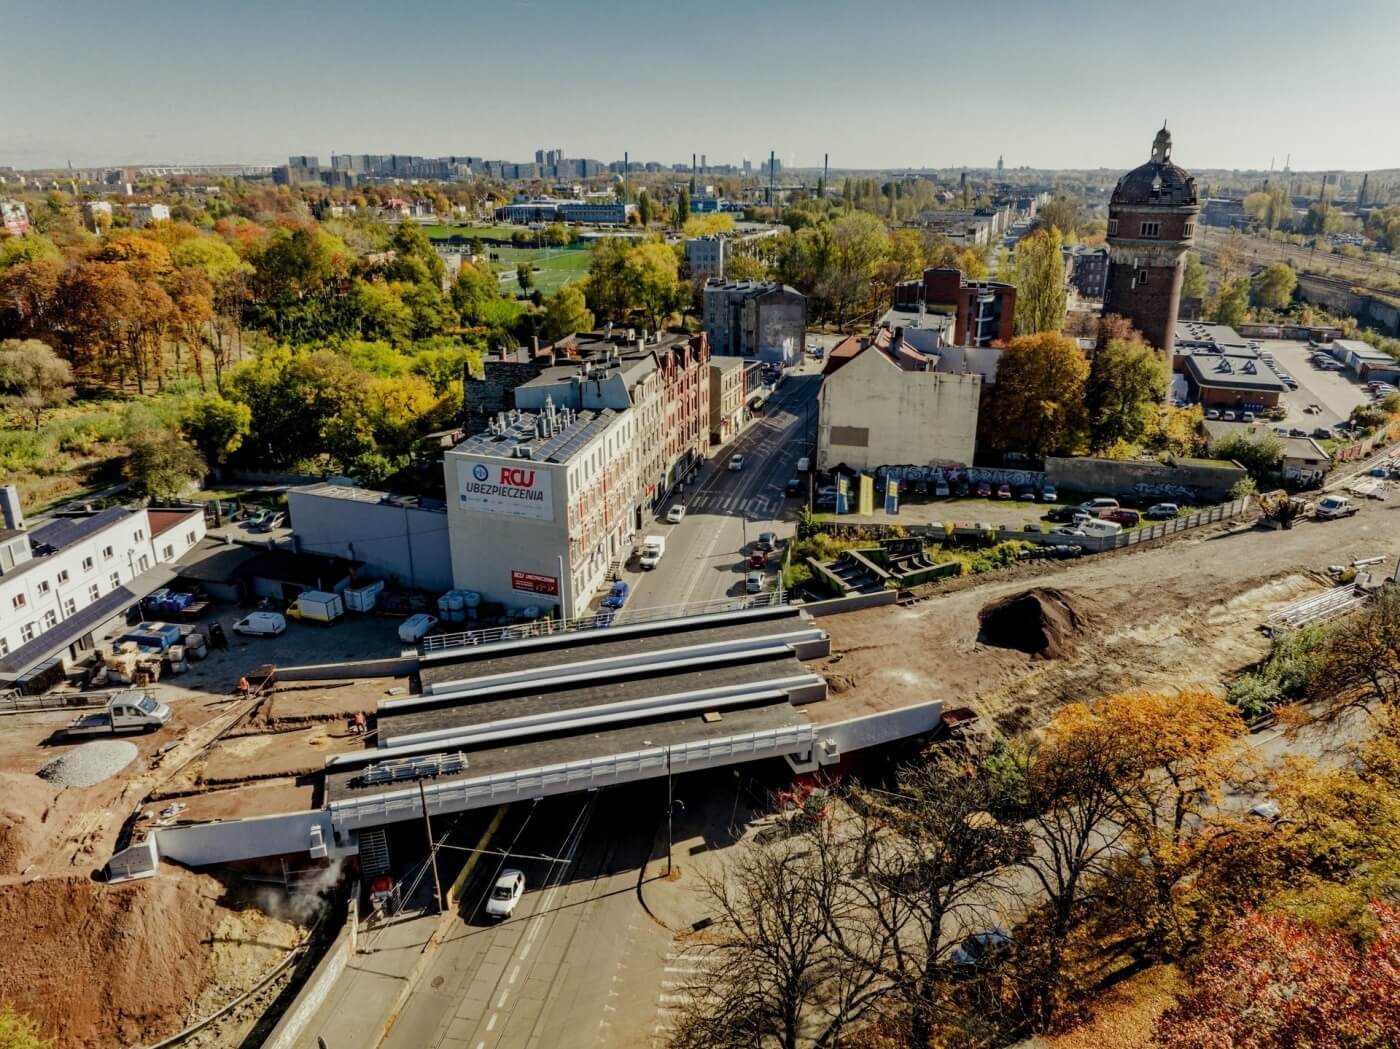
381, 789, 673, 1049
627, 362, 823, 609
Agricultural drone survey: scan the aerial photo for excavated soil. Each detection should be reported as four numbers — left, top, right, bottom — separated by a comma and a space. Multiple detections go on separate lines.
978, 587, 1088, 659
0, 772, 59, 875
0, 870, 299, 1049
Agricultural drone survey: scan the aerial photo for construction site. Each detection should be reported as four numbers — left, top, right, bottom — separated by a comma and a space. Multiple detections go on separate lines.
0, 491, 1396, 1048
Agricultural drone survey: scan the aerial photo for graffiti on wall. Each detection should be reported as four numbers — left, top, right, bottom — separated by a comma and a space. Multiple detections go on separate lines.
872, 464, 1047, 489
1132, 481, 1194, 500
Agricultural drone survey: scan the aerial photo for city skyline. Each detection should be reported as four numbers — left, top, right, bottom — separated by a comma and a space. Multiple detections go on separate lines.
6, 0, 1398, 173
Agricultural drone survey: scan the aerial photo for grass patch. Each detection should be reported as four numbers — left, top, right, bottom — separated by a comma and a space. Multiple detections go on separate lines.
489, 245, 593, 295
1226, 625, 1328, 720
419, 223, 529, 241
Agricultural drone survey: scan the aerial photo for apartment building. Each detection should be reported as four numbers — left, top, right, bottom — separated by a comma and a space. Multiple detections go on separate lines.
708, 357, 746, 444
891, 267, 1017, 347
0, 488, 205, 687
702, 280, 806, 366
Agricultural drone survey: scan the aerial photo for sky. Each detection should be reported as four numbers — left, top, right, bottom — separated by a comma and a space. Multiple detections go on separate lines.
5, 0, 1398, 173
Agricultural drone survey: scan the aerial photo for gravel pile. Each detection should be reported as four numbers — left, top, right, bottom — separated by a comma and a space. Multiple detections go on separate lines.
37, 740, 139, 788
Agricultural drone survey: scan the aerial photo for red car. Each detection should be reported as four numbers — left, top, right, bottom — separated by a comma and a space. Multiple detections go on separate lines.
976, 482, 993, 498
747, 550, 768, 569
996, 484, 1013, 499
1103, 508, 1141, 527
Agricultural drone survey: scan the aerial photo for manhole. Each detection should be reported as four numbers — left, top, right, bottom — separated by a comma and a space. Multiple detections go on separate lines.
431, 976, 445, 990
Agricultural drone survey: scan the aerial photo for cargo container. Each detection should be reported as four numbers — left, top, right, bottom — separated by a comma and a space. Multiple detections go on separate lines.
345, 580, 385, 613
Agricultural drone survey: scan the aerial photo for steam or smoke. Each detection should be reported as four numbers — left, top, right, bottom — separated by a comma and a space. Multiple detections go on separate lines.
250, 855, 345, 926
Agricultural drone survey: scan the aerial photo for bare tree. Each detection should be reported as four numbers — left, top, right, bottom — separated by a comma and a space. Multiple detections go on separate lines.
1308, 587, 1400, 719
839, 751, 1030, 1047
668, 830, 884, 1049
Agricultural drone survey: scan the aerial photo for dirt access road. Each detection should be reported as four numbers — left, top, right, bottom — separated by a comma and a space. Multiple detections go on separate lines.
818, 496, 1398, 732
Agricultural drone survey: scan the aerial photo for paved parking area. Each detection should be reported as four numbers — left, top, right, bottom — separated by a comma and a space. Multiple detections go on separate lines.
1206, 339, 1374, 438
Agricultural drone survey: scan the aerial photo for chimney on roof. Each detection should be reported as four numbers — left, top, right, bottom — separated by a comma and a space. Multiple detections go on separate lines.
0, 485, 24, 532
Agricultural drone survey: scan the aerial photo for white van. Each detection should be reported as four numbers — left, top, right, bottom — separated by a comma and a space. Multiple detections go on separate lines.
797, 457, 811, 473
1080, 518, 1123, 538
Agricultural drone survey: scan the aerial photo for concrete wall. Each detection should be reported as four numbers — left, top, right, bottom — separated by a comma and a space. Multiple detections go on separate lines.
287, 488, 452, 593
803, 591, 898, 616
1045, 455, 1246, 502
819, 701, 945, 755
259, 920, 353, 1049
818, 348, 980, 471
275, 656, 416, 681
155, 810, 340, 866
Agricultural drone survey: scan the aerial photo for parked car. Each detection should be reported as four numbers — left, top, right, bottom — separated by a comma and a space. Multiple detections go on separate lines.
1144, 502, 1179, 520
1289, 427, 1309, 438
1280, 376, 1299, 388
233, 612, 286, 637
934, 481, 950, 497
1315, 495, 1359, 519
397, 613, 439, 643
485, 869, 526, 919
745, 571, 765, 594
1312, 427, 1334, 439
601, 581, 629, 610
1049, 526, 1087, 537
1242, 412, 1256, 423
666, 505, 686, 524
1080, 518, 1123, 538
976, 482, 992, 497
786, 477, 803, 495
756, 531, 776, 551
951, 927, 1013, 968
728, 454, 745, 472
1205, 409, 1221, 420
1016, 488, 1037, 501
1041, 484, 1058, 502
1077, 497, 1120, 517
1045, 507, 1091, 525
747, 550, 768, 569
1221, 411, 1237, 422
249, 511, 286, 533
243, 508, 273, 530
996, 483, 1013, 499
1104, 508, 1140, 527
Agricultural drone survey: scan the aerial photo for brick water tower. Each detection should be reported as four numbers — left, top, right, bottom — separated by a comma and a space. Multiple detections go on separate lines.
1103, 125, 1200, 350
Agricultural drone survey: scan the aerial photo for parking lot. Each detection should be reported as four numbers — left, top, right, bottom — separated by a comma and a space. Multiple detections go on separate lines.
1205, 338, 1377, 438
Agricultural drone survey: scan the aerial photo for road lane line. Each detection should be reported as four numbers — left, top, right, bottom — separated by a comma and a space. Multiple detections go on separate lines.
498, 990, 510, 1008
486, 1014, 498, 1032
509, 964, 520, 984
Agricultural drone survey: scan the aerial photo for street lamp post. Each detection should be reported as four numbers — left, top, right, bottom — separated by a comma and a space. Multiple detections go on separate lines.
666, 746, 674, 876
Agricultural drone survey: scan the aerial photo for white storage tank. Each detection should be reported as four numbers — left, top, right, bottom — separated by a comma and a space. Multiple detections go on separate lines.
461, 590, 481, 621
444, 592, 466, 622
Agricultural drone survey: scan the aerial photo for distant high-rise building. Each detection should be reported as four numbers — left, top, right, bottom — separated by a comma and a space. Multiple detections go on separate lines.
1103, 126, 1200, 352
536, 149, 545, 165
997, 155, 1004, 176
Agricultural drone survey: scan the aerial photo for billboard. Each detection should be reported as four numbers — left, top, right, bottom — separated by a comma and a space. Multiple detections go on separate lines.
457, 459, 554, 521
511, 570, 559, 596
858, 474, 874, 516
885, 478, 900, 515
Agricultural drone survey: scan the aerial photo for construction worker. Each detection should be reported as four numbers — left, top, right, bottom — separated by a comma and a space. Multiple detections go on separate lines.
352, 711, 367, 735
237, 675, 251, 696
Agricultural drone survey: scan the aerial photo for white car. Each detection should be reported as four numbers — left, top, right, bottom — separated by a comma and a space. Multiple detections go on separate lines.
232, 612, 286, 637
485, 869, 525, 919
728, 454, 745, 472
666, 505, 686, 524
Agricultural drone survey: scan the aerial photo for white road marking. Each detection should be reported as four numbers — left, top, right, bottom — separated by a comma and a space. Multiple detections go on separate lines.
486, 1013, 498, 1032
509, 964, 520, 984
498, 990, 510, 1008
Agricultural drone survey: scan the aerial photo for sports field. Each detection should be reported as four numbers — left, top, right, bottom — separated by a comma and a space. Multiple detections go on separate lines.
487, 244, 592, 295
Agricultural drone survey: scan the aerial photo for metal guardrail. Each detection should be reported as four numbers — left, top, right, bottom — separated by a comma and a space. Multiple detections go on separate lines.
421, 589, 787, 655
329, 722, 815, 830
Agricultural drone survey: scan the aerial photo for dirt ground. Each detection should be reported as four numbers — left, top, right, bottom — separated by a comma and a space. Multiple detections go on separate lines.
0, 869, 303, 1049
814, 502, 1398, 732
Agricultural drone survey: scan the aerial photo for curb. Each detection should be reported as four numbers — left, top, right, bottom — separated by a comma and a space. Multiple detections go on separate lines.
635, 813, 679, 934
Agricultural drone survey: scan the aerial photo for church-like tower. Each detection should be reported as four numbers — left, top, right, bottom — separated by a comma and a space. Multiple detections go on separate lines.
1103, 126, 1200, 351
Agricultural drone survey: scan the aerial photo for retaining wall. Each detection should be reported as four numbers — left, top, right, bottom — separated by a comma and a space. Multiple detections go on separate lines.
274, 656, 418, 682
155, 810, 342, 866
259, 919, 354, 1049
1044, 456, 1247, 502
802, 591, 899, 616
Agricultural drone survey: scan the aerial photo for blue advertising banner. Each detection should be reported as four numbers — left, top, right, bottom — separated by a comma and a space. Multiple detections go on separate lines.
885, 478, 899, 515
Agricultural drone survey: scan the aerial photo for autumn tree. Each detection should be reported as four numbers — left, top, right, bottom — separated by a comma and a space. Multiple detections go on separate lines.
675, 188, 690, 230
841, 753, 1031, 1048
1012, 227, 1067, 335
669, 831, 885, 1049
976, 332, 1089, 458
1053, 691, 1245, 958
1037, 196, 1083, 238
1085, 328, 1168, 451
0, 338, 74, 429
1155, 903, 1400, 1049
180, 395, 252, 466
1242, 185, 1291, 230
827, 211, 891, 328
124, 427, 207, 500
450, 262, 501, 326
515, 262, 533, 293
1208, 278, 1251, 328
1307, 586, 1400, 718
637, 191, 653, 227
1209, 430, 1282, 480
1254, 261, 1298, 310
541, 284, 593, 341
1181, 252, 1207, 302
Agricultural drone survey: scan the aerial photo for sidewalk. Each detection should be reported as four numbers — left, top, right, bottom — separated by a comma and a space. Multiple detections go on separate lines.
297, 909, 440, 1049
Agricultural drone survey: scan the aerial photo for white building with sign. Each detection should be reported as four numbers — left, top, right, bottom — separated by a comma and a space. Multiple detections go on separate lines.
444, 402, 638, 619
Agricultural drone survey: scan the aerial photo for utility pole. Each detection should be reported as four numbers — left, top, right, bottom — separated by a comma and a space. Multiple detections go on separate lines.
419, 779, 443, 913
666, 747, 674, 876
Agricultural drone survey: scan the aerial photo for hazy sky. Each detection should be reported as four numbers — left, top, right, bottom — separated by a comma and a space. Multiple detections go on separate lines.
6, 0, 1397, 172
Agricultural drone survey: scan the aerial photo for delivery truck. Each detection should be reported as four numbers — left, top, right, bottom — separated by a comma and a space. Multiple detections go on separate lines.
285, 590, 345, 623
64, 691, 171, 737
639, 535, 666, 569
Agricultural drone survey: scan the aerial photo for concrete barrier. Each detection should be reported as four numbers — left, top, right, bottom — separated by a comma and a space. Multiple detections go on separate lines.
259, 920, 353, 1049
274, 656, 417, 681
156, 810, 340, 866
802, 591, 898, 616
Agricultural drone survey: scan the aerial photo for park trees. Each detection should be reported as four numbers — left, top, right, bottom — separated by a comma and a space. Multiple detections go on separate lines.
1254, 261, 1298, 310
1243, 185, 1291, 229
179, 395, 251, 466
1306, 587, 1400, 718
0, 338, 74, 429
541, 285, 593, 341
1036, 196, 1083, 238
1182, 251, 1207, 302
1085, 324, 1168, 451
123, 426, 207, 499
584, 238, 681, 332
827, 211, 891, 328
1012, 227, 1067, 335
976, 332, 1089, 458
1209, 430, 1282, 480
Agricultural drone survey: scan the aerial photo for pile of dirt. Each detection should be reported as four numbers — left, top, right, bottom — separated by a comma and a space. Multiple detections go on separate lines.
0, 772, 59, 875
0, 871, 227, 1048
978, 587, 1088, 659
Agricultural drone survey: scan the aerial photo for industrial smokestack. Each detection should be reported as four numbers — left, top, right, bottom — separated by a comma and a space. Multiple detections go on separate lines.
823, 153, 829, 195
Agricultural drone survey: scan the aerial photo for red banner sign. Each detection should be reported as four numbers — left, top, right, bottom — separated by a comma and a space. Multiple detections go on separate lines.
511, 570, 559, 596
